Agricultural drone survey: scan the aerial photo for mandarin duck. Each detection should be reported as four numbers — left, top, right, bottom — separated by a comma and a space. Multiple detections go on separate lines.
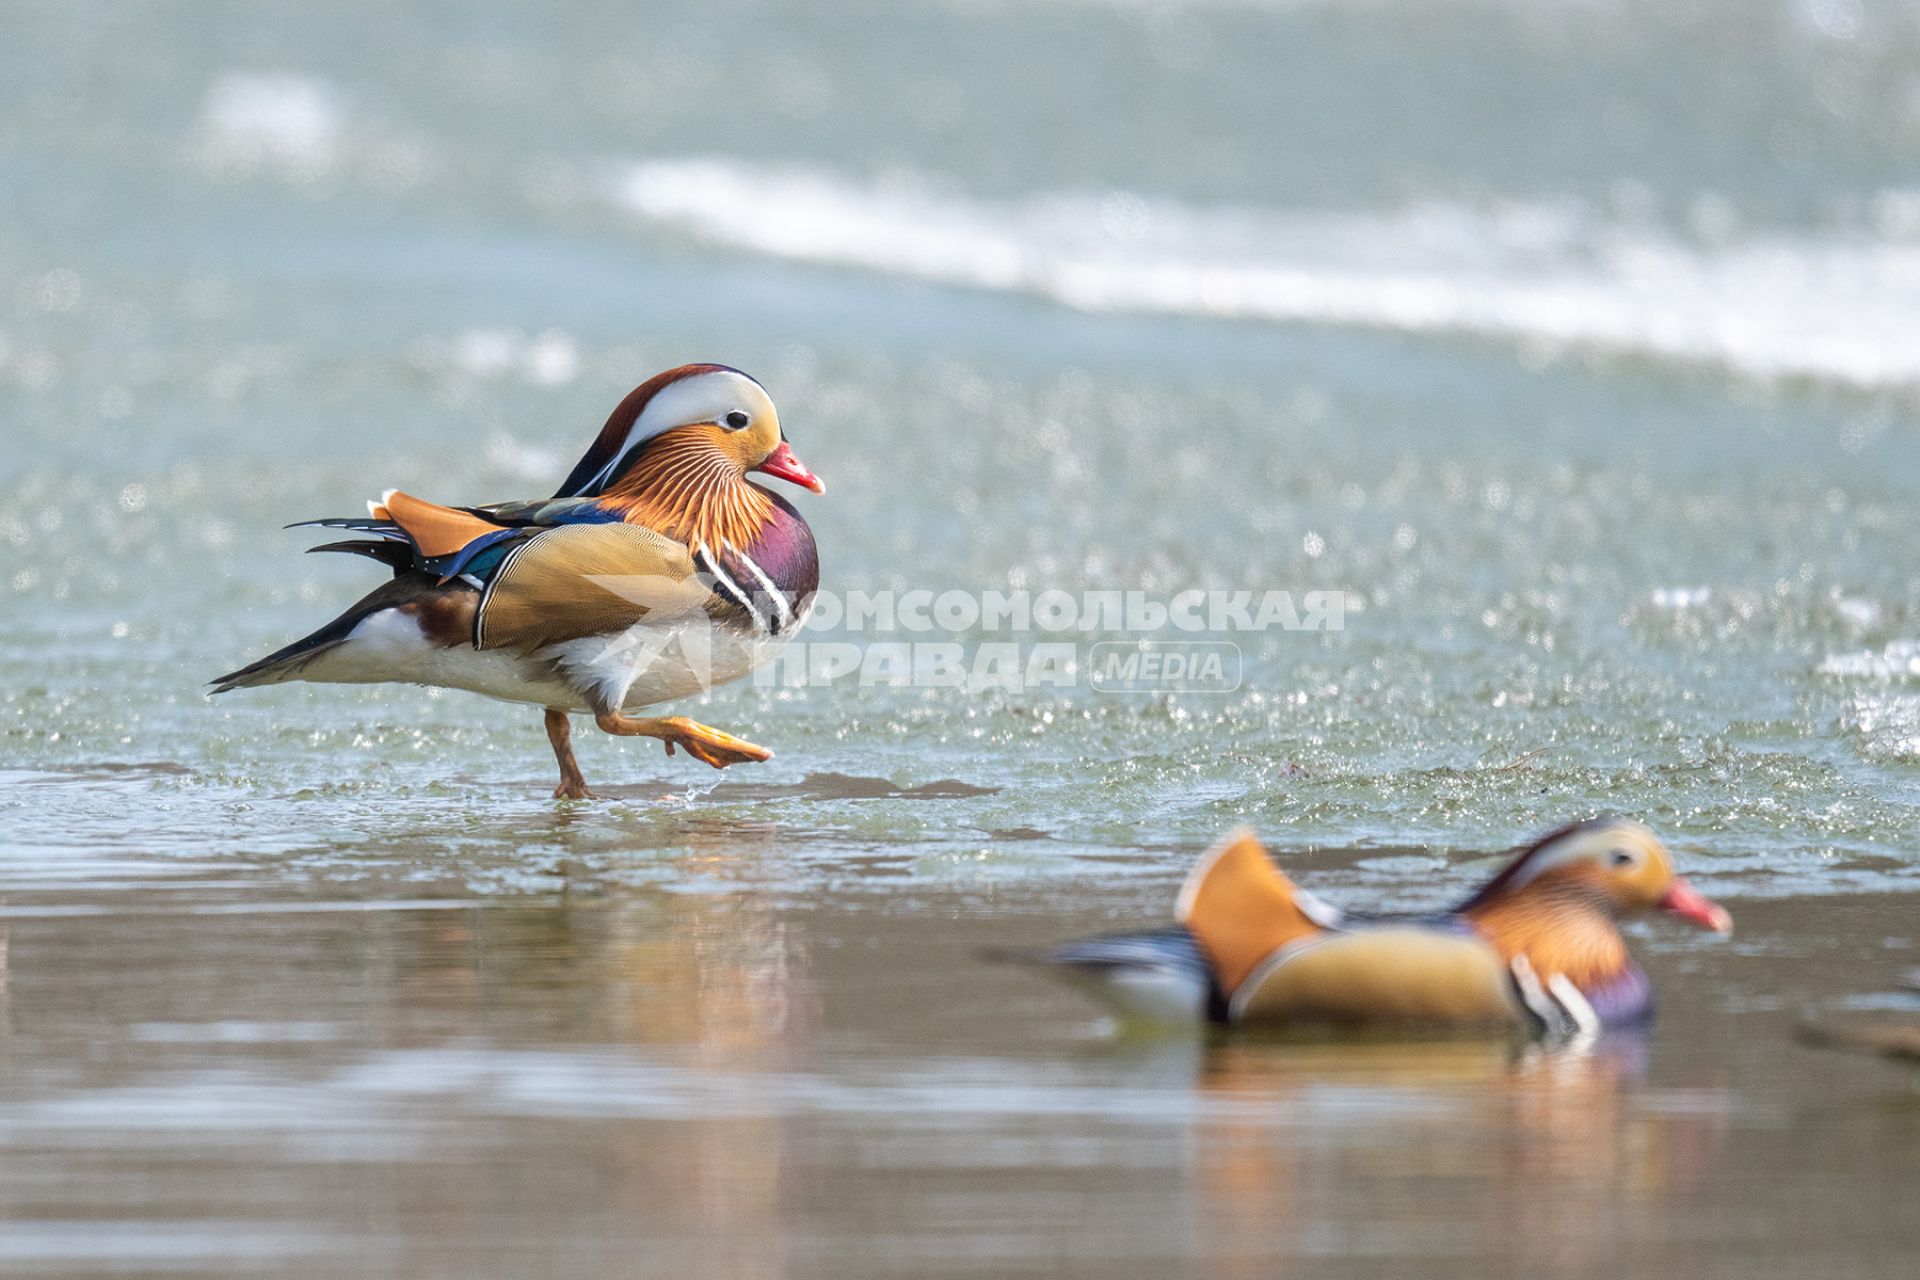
1024, 818, 1731, 1034
212, 364, 823, 799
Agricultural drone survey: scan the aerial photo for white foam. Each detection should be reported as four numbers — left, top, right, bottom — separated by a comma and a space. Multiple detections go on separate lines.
1819, 640, 1920, 680
1841, 690, 1920, 759
614, 157, 1920, 388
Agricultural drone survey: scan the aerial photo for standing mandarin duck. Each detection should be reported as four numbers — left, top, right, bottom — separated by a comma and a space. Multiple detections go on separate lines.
212, 364, 823, 799
1023, 818, 1731, 1034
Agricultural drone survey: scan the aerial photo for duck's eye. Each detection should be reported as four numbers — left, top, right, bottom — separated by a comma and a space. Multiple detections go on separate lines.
723, 411, 751, 431
1609, 848, 1637, 868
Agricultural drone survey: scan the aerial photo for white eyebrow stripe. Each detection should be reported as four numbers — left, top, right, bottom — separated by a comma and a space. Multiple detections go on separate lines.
570, 369, 773, 495
733, 547, 793, 633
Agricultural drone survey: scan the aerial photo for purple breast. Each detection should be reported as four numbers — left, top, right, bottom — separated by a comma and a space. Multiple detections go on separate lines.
720, 489, 819, 635
1580, 964, 1654, 1027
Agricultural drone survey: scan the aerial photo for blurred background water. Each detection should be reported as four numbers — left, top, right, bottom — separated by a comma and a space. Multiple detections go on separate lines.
3, 0, 1920, 1276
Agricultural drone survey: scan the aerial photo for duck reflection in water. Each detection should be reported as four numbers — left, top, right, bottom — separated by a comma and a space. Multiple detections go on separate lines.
1072, 1030, 1727, 1278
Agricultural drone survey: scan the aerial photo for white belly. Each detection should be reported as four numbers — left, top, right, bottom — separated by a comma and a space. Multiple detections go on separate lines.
302, 608, 790, 713
535, 616, 788, 712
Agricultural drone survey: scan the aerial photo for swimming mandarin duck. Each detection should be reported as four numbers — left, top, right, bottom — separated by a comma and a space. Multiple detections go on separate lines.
1027, 818, 1731, 1033
212, 365, 823, 799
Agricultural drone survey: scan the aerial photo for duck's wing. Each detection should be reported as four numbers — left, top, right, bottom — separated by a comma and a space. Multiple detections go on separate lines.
991, 927, 1223, 1023
1174, 829, 1342, 997
470, 521, 707, 654
1230, 924, 1526, 1028
295, 489, 709, 655
219, 494, 703, 697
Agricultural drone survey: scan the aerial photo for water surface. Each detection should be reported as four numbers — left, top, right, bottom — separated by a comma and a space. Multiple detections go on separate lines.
3, 0, 1920, 1274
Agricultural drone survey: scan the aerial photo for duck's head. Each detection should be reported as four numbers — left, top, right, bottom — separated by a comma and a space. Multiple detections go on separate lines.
1463, 817, 1732, 934
556, 364, 825, 499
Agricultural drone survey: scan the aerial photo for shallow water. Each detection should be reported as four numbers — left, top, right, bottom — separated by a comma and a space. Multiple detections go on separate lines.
5, 0, 1920, 1274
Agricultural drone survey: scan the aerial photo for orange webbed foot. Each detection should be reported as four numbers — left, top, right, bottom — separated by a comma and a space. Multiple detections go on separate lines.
656, 717, 773, 769
594, 712, 773, 770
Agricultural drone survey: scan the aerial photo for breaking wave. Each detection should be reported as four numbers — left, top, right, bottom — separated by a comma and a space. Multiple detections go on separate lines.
614, 157, 1920, 389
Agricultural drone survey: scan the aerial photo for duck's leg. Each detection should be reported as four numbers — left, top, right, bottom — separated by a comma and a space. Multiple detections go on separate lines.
593, 712, 773, 769
545, 708, 595, 800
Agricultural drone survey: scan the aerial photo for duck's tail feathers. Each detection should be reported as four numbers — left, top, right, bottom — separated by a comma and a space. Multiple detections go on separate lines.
305, 539, 413, 574
986, 927, 1221, 1023
288, 515, 409, 538
207, 626, 356, 695
207, 575, 424, 694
